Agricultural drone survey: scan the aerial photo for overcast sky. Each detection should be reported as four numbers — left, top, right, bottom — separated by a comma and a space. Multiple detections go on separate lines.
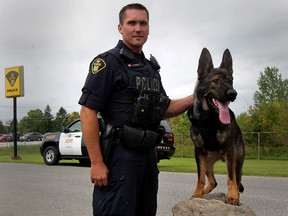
1, 0, 287, 124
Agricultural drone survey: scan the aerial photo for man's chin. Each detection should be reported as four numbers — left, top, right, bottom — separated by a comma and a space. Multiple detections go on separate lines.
132, 40, 144, 46
123, 40, 145, 52
129, 43, 143, 51
133, 37, 148, 44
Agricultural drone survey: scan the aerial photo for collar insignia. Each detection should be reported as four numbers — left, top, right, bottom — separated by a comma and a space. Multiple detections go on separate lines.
127, 63, 141, 68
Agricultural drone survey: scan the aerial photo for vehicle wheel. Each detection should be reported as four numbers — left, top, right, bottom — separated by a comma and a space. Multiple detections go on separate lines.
43, 146, 60, 165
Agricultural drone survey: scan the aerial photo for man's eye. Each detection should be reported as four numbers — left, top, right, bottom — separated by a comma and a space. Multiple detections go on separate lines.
127, 21, 136, 26
140, 21, 148, 26
127, 21, 148, 26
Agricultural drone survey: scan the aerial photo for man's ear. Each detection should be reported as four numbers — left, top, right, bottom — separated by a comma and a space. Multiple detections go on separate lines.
197, 48, 214, 79
118, 24, 123, 34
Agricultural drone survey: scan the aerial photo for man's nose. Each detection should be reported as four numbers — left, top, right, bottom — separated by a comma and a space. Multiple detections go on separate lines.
135, 24, 142, 32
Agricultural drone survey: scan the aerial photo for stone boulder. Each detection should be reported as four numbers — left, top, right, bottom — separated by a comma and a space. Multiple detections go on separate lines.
172, 193, 256, 216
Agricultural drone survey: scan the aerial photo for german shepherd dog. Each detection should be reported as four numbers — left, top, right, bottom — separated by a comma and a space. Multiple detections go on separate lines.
187, 48, 245, 205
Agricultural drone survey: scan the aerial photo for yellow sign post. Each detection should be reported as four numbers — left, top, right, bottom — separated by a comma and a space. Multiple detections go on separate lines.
4, 66, 25, 160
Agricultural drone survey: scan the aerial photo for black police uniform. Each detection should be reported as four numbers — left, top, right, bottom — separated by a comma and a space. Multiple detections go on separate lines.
79, 40, 170, 216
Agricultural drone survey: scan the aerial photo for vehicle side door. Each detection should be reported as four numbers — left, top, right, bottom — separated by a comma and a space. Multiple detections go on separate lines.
59, 120, 83, 156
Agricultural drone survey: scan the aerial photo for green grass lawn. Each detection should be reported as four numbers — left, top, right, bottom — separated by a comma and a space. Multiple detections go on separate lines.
0, 144, 43, 164
1, 144, 287, 177
158, 158, 288, 177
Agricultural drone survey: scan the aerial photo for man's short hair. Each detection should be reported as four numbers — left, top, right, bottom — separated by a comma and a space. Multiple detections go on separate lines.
119, 3, 149, 24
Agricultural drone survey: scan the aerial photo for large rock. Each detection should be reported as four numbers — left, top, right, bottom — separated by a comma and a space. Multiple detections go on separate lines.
172, 193, 256, 216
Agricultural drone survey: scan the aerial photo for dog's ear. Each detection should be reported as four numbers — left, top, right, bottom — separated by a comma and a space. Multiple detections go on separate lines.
220, 49, 233, 74
197, 48, 214, 79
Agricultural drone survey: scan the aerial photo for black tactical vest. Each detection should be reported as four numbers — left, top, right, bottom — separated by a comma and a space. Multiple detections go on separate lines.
100, 47, 170, 130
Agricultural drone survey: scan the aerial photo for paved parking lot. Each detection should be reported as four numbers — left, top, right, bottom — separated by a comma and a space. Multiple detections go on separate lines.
0, 163, 287, 216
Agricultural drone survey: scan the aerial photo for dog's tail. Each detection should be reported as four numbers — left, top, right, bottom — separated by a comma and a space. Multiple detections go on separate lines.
237, 156, 244, 193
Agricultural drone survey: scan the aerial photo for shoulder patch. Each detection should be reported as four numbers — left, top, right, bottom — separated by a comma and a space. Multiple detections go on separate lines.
91, 58, 106, 74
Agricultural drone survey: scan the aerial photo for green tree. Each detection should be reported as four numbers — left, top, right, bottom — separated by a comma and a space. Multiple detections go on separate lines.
54, 107, 68, 130
168, 112, 190, 134
19, 109, 44, 134
250, 67, 288, 131
253, 67, 288, 106
17, 106, 81, 133
238, 67, 288, 147
236, 112, 252, 132
42, 105, 54, 132
66, 112, 80, 125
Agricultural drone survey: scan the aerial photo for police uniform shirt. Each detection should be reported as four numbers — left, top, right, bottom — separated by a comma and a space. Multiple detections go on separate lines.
79, 40, 168, 126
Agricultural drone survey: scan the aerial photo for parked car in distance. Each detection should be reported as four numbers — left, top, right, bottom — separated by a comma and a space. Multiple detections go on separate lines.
8, 132, 21, 141
0, 134, 13, 142
20, 132, 43, 141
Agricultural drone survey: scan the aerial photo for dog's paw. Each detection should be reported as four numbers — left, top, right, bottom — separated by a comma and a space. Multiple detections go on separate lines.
192, 192, 203, 198
204, 182, 217, 194
225, 196, 240, 206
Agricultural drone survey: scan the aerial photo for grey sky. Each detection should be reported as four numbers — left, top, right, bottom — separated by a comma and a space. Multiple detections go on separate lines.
1, 0, 287, 123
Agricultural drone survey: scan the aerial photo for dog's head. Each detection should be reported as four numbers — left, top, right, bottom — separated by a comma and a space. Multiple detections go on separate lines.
193, 48, 237, 125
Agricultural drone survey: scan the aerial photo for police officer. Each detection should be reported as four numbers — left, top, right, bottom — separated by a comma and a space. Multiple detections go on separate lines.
79, 3, 194, 216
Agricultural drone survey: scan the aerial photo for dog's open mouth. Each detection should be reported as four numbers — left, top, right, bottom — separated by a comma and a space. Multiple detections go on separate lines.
212, 98, 230, 125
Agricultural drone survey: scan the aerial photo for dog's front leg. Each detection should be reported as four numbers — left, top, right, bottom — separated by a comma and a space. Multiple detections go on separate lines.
192, 147, 207, 198
225, 153, 240, 205
204, 151, 220, 194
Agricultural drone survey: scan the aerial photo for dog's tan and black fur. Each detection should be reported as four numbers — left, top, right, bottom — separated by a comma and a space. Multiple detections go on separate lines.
188, 48, 245, 205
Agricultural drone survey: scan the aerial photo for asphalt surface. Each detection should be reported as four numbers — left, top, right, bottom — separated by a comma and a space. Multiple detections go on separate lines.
0, 163, 287, 216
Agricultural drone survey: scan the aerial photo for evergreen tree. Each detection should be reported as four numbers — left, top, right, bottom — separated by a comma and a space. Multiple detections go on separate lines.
43, 105, 54, 132
54, 107, 68, 130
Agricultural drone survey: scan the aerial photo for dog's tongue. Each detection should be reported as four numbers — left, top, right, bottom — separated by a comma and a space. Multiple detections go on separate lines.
217, 100, 230, 124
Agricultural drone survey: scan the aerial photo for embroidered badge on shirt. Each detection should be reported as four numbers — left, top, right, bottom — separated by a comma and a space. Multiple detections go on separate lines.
91, 58, 106, 74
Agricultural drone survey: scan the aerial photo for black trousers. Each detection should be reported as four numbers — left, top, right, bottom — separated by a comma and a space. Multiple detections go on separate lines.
93, 142, 159, 216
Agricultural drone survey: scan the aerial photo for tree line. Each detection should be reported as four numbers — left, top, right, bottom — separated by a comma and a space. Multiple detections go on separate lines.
0, 106, 80, 135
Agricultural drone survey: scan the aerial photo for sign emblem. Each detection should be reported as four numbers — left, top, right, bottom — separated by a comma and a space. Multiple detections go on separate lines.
92, 58, 106, 74
6, 71, 19, 87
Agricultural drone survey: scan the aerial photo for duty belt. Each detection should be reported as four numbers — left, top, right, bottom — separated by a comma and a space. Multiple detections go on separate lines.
117, 125, 164, 151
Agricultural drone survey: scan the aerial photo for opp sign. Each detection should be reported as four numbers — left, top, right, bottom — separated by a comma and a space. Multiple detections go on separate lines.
5, 66, 25, 98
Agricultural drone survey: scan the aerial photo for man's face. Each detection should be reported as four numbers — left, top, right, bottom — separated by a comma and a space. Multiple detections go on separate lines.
118, 9, 149, 54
